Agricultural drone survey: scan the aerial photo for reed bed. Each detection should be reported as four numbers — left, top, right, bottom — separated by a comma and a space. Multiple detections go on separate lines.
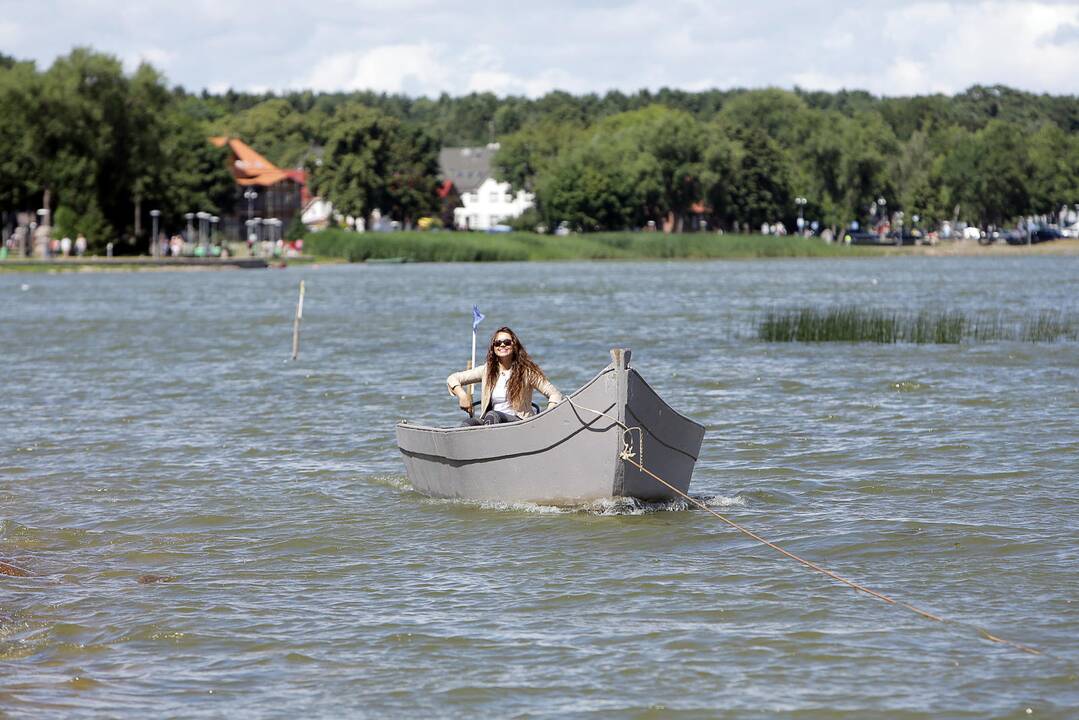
303, 230, 879, 262
759, 308, 1078, 343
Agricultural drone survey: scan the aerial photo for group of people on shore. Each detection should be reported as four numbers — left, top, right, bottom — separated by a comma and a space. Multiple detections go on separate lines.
51, 234, 88, 257
1, 230, 88, 258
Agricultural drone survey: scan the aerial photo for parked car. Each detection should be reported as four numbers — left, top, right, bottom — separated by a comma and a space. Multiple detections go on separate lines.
981, 228, 1019, 245
1004, 226, 1064, 245
889, 228, 932, 245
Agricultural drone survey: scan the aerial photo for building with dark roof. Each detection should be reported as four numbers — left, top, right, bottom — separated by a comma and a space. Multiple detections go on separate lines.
438, 143, 534, 230
438, 144, 499, 195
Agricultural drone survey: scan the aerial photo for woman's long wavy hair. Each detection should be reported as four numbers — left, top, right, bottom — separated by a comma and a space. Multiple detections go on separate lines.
484, 326, 544, 409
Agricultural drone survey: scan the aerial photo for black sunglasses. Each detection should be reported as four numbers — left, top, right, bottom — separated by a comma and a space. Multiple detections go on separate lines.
492, 338, 514, 348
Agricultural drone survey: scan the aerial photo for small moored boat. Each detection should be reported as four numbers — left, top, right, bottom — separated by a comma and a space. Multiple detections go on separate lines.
395, 349, 706, 505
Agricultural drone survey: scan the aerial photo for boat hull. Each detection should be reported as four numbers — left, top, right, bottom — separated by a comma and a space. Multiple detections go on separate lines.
396, 349, 705, 505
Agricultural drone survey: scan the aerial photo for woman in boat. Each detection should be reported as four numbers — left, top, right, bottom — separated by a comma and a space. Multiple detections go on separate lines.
447, 326, 563, 426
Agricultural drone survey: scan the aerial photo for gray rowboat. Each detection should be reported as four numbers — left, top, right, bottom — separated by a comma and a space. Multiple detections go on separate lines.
395, 349, 706, 505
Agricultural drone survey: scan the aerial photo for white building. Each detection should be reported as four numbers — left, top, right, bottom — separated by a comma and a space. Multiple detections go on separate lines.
300, 197, 334, 230
439, 144, 534, 231
454, 177, 534, 231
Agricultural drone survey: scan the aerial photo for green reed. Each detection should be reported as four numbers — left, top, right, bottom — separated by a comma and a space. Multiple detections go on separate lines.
759, 308, 1078, 343
303, 229, 880, 262
1021, 311, 1079, 342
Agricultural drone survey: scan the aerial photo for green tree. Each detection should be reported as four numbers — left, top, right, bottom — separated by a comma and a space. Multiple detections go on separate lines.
0, 59, 42, 213
717, 88, 813, 148
213, 98, 320, 168
937, 120, 1031, 226
893, 128, 938, 225
699, 127, 741, 229
310, 103, 396, 220
156, 111, 235, 230
537, 152, 636, 231
494, 120, 583, 191
836, 112, 899, 223
310, 103, 438, 224
788, 110, 849, 226
727, 127, 794, 229
605, 106, 706, 228
385, 122, 440, 226
534, 106, 706, 231
38, 48, 133, 246
1026, 123, 1079, 216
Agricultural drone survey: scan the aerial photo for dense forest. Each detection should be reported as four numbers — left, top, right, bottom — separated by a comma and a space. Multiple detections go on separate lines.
2, 48, 1078, 249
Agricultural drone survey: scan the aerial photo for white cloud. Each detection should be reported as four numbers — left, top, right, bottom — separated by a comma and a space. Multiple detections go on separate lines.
120, 47, 176, 74
792, 1, 1079, 95
466, 70, 521, 95
0, 20, 20, 48
302, 44, 451, 95
522, 69, 593, 98
1043, 21, 1079, 45
6, 1, 1079, 97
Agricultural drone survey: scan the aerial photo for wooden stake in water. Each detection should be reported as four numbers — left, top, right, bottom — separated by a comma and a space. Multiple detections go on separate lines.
291, 280, 305, 361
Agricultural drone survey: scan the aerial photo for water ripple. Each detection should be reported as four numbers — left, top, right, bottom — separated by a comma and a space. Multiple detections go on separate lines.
1, 259, 1077, 717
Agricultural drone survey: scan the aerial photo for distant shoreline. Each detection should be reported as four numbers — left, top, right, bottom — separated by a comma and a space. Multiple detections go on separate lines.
0, 256, 277, 273
3, 238, 1076, 273
891, 238, 1079, 257
302, 229, 1079, 263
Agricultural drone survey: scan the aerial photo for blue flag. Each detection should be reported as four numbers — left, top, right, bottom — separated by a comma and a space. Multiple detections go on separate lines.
472, 305, 485, 331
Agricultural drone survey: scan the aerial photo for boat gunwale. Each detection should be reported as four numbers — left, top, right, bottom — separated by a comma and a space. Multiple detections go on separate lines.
396, 364, 617, 434
398, 402, 618, 466
396, 358, 705, 438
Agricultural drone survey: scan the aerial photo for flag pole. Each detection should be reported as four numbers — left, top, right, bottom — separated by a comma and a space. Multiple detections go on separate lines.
468, 329, 477, 411
470, 305, 485, 415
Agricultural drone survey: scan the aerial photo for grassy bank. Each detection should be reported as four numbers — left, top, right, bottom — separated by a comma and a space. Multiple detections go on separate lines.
0, 257, 268, 273
303, 230, 882, 262
759, 307, 1079, 343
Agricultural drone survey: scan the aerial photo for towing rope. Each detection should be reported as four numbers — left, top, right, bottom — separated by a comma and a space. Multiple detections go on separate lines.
564, 396, 1041, 656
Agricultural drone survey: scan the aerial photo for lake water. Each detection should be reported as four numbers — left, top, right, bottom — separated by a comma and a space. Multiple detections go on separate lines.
2, 257, 1078, 718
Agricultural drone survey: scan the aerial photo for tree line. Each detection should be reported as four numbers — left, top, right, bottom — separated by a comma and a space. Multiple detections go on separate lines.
0, 49, 236, 250
497, 93, 1079, 232
3, 48, 1078, 249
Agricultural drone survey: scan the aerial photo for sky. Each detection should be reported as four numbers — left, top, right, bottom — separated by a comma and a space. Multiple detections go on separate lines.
3, 0, 1079, 98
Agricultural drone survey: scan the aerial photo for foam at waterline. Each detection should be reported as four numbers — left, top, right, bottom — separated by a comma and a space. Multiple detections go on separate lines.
419, 493, 746, 516
368, 474, 414, 491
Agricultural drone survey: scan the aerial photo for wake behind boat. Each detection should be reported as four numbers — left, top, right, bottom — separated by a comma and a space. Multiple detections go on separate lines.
395, 349, 706, 505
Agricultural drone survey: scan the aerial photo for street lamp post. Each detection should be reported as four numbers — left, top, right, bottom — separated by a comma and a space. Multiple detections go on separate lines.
184, 212, 195, 250
252, 217, 262, 254
244, 189, 258, 225
265, 218, 275, 254
36, 208, 49, 257
196, 211, 209, 249
244, 189, 258, 247
149, 209, 161, 258
876, 197, 887, 236
795, 197, 807, 234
